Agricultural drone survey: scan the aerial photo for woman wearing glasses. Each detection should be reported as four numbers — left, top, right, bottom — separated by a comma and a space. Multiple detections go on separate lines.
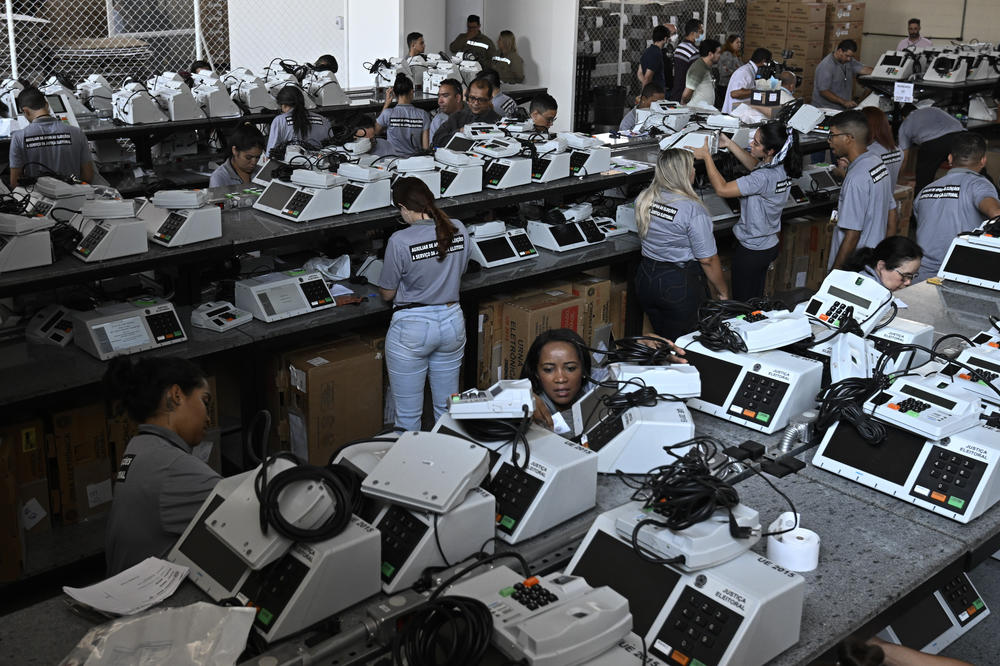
378, 178, 470, 431
692, 121, 801, 301
634, 148, 729, 340
841, 236, 923, 292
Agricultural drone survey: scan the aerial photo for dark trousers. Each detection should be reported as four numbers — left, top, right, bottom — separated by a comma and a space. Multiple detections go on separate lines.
635, 257, 708, 341
733, 243, 780, 302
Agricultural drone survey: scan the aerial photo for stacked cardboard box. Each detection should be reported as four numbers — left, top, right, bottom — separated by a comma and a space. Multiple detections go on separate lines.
50, 404, 112, 526
824, 2, 865, 55
501, 288, 584, 381
894, 184, 914, 238
773, 214, 834, 293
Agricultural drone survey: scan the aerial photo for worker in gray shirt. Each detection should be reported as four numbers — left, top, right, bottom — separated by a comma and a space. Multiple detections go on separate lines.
813, 40, 872, 111
477, 69, 518, 118
826, 111, 897, 270
619, 83, 665, 132
266, 85, 331, 153
862, 107, 903, 193
914, 133, 1000, 281
430, 78, 464, 138
209, 122, 265, 187
376, 73, 430, 157
9, 87, 93, 188
449, 14, 496, 61
432, 78, 500, 147
104, 356, 219, 575
898, 105, 968, 199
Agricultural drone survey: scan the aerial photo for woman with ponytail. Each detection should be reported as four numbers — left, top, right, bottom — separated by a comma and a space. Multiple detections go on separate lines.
692, 120, 802, 300
634, 148, 729, 340
266, 85, 331, 152
375, 72, 431, 156
103, 356, 219, 575
379, 177, 470, 431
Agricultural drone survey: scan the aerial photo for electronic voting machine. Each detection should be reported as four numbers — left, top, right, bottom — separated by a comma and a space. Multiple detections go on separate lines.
235, 269, 336, 322
73, 297, 186, 360
468, 221, 538, 268
938, 218, 1000, 289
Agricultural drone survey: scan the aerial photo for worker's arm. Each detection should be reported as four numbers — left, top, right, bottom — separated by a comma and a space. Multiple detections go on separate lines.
730, 87, 753, 100
80, 161, 94, 184
978, 196, 1000, 218
719, 132, 759, 171
699, 254, 730, 300
421, 129, 429, 150
379, 287, 396, 302
691, 138, 741, 198
859, 65, 874, 75
831, 229, 861, 269
681, 87, 694, 104
9, 167, 21, 189
868, 638, 973, 666
820, 88, 855, 108
637, 64, 653, 87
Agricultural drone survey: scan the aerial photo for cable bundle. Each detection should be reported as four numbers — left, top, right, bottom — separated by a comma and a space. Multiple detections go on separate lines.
815, 375, 888, 443
451, 405, 532, 470
593, 335, 682, 365
391, 596, 493, 665
694, 298, 789, 353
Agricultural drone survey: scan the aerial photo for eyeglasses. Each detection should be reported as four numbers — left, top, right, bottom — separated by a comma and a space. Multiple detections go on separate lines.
827, 132, 852, 142
466, 95, 489, 104
894, 268, 919, 282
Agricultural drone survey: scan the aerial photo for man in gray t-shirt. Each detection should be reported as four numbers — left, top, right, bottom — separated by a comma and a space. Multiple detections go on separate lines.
827, 111, 897, 269
9, 87, 93, 188
898, 106, 967, 199
813, 40, 872, 110
430, 78, 464, 138
914, 133, 1000, 281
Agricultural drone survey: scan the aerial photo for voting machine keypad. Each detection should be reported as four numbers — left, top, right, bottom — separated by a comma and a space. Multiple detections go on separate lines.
146, 310, 185, 343
282, 191, 313, 219
341, 184, 363, 209
583, 413, 626, 452
942, 572, 985, 626
501, 578, 558, 611
299, 279, 333, 308
652, 586, 742, 666
75, 224, 108, 256
509, 232, 537, 256
728, 372, 788, 425
569, 151, 588, 174
242, 554, 310, 631
579, 218, 606, 243
376, 505, 428, 583
910, 447, 986, 515
487, 463, 543, 535
439, 170, 458, 194
485, 163, 509, 187
154, 212, 186, 242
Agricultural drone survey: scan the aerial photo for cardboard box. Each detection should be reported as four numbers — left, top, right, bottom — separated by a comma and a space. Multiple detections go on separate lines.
786, 2, 827, 22
784, 38, 826, 61
571, 275, 612, 349
827, 2, 864, 22
286, 338, 383, 466
894, 184, 914, 238
610, 279, 628, 341
786, 21, 826, 42
0, 474, 22, 581
501, 290, 583, 381
51, 403, 108, 524
357, 330, 391, 427
748, 0, 789, 20
476, 299, 500, 389
0, 419, 46, 482
774, 215, 833, 292
17, 478, 51, 540
72, 457, 113, 521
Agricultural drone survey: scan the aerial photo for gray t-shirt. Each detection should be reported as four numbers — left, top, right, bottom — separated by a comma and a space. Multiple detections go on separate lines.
898, 107, 964, 150
640, 194, 718, 263
828, 149, 896, 268
105, 424, 221, 575
867, 141, 903, 192
914, 168, 999, 280
812, 53, 864, 109
379, 218, 470, 306
429, 111, 450, 138
9, 115, 92, 178
208, 158, 260, 188
266, 110, 331, 151
492, 93, 518, 118
376, 103, 430, 157
735, 163, 789, 250
619, 108, 638, 132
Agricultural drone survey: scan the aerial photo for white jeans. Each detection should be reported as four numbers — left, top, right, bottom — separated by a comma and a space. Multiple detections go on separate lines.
385, 304, 466, 431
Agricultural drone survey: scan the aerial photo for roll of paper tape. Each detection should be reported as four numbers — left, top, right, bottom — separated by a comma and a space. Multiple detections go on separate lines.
767, 512, 820, 572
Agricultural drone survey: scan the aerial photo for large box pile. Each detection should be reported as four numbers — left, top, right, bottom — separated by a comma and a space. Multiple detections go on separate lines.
773, 214, 834, 292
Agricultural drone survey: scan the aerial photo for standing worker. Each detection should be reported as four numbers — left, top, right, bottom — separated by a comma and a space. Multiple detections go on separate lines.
670, 19, 704, 102
492, 31, 525, 84
266, 86, 331, 152
9, 87, 94, 188
638, 25, 671, 92
376, 73, 431, 157
450, 14, 495, 62
813, 40, 872, 111
378, 178, 470, 431
862, 107, 903, 193
722, 48, 771, 114
682, 39, 722, 108
898, 105, 969, 199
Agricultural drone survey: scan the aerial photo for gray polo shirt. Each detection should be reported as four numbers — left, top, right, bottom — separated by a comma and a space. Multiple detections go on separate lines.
266, 110, 331, 151
898, 107, 964, 150
379, 218, 470, 306
208, 158, 261, 187
492, 93, 518, 118
914, 168, 999, 280
828, 149, 896, 268
377, 103, 431, 157
868, 141, 903, 191
430, 111, 450, 138
734, 163, 789, 250
641, 195, 717, 263
619, 108, 638, 132
9, 115, 92, 179
812, 53, 864, 110
105, 424, 221, 575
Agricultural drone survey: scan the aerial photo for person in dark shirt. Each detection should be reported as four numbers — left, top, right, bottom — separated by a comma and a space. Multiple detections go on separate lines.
431, 78, 500, 147
638, 25, 671, 91
670, 18, 703, 101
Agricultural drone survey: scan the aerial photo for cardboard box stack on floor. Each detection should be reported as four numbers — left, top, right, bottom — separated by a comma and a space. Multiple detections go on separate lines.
773, 213, 835, 293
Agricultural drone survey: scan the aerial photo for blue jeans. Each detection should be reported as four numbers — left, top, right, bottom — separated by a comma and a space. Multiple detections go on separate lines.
385, 304, 466, 431
635, 257, 707, 340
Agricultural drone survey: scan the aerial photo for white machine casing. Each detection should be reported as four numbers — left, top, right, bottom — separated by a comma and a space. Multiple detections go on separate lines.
337, 164, 392, 213
659, 129, 718, 153
568, 145, 612, 176
577, 398, 696, 473
797, 165, 841, 193
449, 378, 535, 419
803, 269, 893, 335
394, 165, 442, 199
938, 346, 1000, 405
0, 228, 52, 272
26, 304, 74, 346
227, 74, 279, 111
147, 206, 222, 247
234, 269, 336, 322
435, 149, 484, 196
526, 218, 606, 252
191, 301, 252, 332
924, 54, 968, 83
468, 221, 539, 268
112, 83, 169, 124
605, 363, 702, 399
483, 156, 533, 189
966, 52, 1000, 81
265, 77, 315, 109
72, 215, 149, 262
938, 236, 1000, 289
724, 309, 813, 352
76, 74, 113, 113
253, 179, 344, 221
304, 69, 350, 107
969, 94, 999, 121
677, 334, 825, 434
192, 81, 242, 118
530, 150, 571, 183
871, 51, 916, 80
147, 76, 206, 121
72, 297, 186, 360
878, 572, 990, 654
862, 376, 981, 440
566, 505, 805, 666
787, 103, 827, 134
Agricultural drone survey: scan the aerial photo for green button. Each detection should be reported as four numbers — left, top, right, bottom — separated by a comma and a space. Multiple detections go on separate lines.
257, 608, 273, 626
381, 561, 395, 578
974, 598, 985, 609
286, 269, 306, 276
756, 412, 771, 423
500, 586, 515, 597
906, 410, 921, 417
693, 660, 708, 666
833, 319, 841, 327
948, 496, 965, 509
500, 515, 516, 529
174, 330, 182, 336
133, 299, 155, 306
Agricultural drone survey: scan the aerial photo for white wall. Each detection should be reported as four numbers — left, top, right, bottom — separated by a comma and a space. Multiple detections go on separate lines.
404, 0, 447, 56
345, 0, 403, 88
447, 0, 485, 49
228, 0, 347, 78
484, 0, 579, 132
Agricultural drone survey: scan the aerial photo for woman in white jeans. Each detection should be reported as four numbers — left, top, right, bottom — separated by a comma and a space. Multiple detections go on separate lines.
378, 177, 470, 431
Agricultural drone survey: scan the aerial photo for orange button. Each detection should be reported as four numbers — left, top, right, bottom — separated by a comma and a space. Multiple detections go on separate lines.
752, 310, 763, 315
819, 314, 829, 321
524, 576, 539, 588
496, 513, 502, 523
931, 491, 947, 502
671, 651, 690, 666
743, 409, 756, 417
968, 605, 977, 615
887, 403, 900, 410
959, 373, 971, 380
989, 342, 999, 348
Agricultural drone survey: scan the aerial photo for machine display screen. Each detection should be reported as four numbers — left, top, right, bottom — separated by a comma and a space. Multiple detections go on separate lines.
899, 384, 956, 410
942, 244, 1000, 282
881, 55, 904, 67
177, 495, 247, 592
477, 236, 515, 263
257, 182, 296, 210
681, 348, 742, 407
822, 422, 925, 486
890, 593, 954, 649
827, 284, 872, 310
811, 170, 838, 190
255, 160, 279, 184
447, 136, 475, 152
968, 355, 1000, 374
256, 283, 306, 317
46, 95, 67, 113
572, 385, 620, 435
550, 222, 585, 247
571, 529, 682, 637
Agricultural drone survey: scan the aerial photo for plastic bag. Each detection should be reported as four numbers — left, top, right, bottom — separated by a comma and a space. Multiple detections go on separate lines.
304, 254, 351, 281
60, 602, 255, 666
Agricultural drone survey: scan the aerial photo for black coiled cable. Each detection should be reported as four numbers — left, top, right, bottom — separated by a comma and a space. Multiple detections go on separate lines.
253, 453, 355, 542
391, 596, 493, 665
693, 298, 789, 353
588, 335, 682, 365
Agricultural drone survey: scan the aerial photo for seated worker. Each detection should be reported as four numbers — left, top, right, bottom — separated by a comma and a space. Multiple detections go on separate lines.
778, 71, 797, 104
813, 40, 873, 111
350, 113, 393, 156
520, 328, 592, 429
477, 69, 518, 117
266, 85, 331, 153
827, 110, 897, 270
898, 105, 968, 199
104, 356, 219, 575
209, 122, 265, 187
638, 24, 671, 91
189, 59, 212, 74
841, 236, 923, 292
722, 48, 771, 113
449, 14, 495, 61
492, 31, 525, 84
314, 54, 339, 73
670, 19, 703, 101
406, 32, 425, 59
682, 39, 721, 108
897, 18, 933, 51
619, 83, 666, 132
431, 78, 463, 139
431, 77, 500, 147
9, 87, 93, 188
914, 132, 1000, 281
376, 73, 430, 156
529, 93, 558, 134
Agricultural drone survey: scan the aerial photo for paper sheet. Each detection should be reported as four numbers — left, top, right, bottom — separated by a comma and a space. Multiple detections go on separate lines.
63, 557, 189, 616
329, 283, 354, 297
